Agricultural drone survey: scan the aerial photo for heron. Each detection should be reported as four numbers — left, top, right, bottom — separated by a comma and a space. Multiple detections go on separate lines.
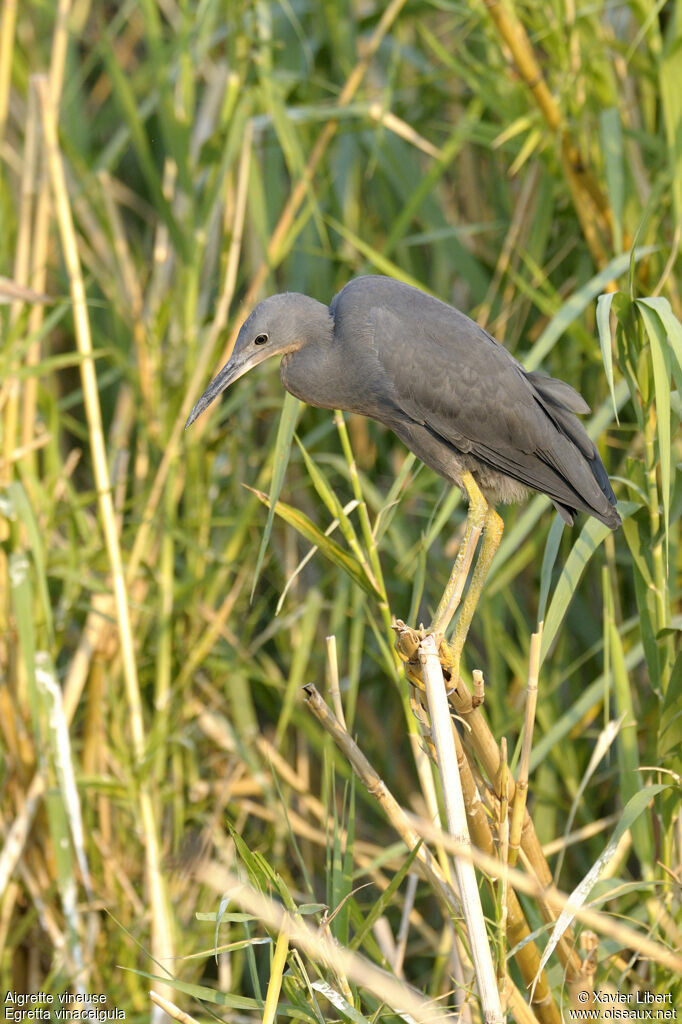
186, 275, 620, 673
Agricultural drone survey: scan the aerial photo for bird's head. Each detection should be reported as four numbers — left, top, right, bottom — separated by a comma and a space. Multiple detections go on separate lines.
185, 292, 331, 428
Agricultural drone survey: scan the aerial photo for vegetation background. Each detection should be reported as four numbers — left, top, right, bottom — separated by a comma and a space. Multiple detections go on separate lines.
1, 0, 680, 1020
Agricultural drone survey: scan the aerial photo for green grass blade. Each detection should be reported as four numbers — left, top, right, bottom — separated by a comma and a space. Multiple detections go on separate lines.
599, 108, 624, 253
540, 505, 637, 664
659, 36, 682, 231
246, 486, 381, 598
537, 514, 564, 624
658, 650, 682, 766
295, 435, 368, 573
6, 482, 53, 643
596, 291, 619, 419
525, 248, 656, 370
537, 784, 667, 978
251, 392, 302, 600
636, 299, 672, 548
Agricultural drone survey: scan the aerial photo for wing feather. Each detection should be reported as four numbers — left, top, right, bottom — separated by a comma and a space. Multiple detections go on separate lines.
347, 282, 617, 522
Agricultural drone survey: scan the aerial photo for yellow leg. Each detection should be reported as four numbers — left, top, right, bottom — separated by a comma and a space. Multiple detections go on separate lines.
447, 505, 504, 680
431, 471, 489, 636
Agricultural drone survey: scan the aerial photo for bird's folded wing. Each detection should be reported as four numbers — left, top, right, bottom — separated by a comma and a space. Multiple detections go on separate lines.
372, 308, 608, 511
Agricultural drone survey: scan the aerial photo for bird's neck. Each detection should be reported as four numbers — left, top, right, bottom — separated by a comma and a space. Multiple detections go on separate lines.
279, 306, 344, 410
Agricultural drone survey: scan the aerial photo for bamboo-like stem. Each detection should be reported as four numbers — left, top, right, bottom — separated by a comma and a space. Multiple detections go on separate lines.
304, 686, 475, 1015
509, 624, 542, 865
394, 621, 582, 981
445, 669, 581, 980
496, 739, 509, 1001
36, 74, 174, 993
418, 634, 503, 1023
400, 632, 561, 1019
451, 728, 561, 1024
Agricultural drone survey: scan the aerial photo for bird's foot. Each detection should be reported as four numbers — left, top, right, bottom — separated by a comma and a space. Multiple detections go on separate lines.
392, 619, 484, 714
392, 619, 454, 690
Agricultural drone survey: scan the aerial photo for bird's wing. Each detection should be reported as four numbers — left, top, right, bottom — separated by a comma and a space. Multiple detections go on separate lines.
368, 300, 613, 515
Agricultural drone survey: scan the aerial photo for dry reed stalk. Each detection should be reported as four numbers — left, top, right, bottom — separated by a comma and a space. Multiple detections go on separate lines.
299, 683, 582, 1020
0, 0, 17, 146
418, 633, 504, 1023
367, 102, 442, 159
326, 634, 346, 729
149, 992, 201, 1024
497, 739, 510, 1000
1, 82, 38, 482
510, 624, 542, 864
410, 633, 560, 1023
36, 74, 175, 995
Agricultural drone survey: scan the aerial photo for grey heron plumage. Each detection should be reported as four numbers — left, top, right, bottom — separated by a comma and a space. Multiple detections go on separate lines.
186, 275, 620, 533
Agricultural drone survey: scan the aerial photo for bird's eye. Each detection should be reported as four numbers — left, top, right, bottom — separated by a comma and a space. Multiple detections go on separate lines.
254, 333, 268, 346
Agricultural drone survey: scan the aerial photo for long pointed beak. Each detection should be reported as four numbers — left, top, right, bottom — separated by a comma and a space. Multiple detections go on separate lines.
185, 348, 264, 429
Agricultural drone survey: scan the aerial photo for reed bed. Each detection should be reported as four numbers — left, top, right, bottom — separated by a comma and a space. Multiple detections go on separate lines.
1, 1, 680, 1020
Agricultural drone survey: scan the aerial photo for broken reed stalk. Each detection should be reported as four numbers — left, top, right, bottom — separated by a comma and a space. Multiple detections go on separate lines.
304, 669, 682, 1005
326, 634, 347, 729
510, 623, 543, 865
308, 647, 561, 1022
399, 813, 682, 977
417, 634, 504, 1023
394, 621, 567, 1018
